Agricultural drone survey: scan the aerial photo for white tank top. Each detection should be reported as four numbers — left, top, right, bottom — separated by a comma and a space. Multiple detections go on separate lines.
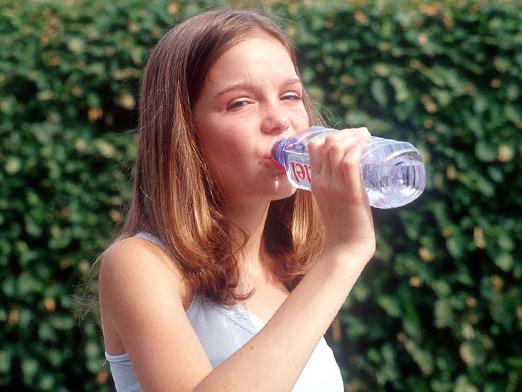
104, 232, 344, 391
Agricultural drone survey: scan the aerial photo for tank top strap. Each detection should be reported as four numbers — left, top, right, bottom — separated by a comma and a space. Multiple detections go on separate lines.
135, 231, 166, 250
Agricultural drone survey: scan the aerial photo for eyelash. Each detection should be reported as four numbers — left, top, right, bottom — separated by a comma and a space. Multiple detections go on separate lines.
281, 93, 302, 101
227, 100, 250, 110
226, 93, 302, 111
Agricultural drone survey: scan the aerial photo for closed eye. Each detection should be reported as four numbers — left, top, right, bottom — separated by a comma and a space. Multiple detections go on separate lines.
281, 92, 302, 101
226, 99, 252, 111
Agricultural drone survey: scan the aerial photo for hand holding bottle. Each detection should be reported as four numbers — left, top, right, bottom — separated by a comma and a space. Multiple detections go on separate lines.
307, 127, 376, 262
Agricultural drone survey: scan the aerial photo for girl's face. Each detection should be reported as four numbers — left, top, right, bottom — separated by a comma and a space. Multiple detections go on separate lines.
194, 32, 310, 207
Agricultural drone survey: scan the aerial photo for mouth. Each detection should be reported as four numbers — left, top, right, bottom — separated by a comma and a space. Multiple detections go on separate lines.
264, 157, 286, 173
264, 142, 286, 174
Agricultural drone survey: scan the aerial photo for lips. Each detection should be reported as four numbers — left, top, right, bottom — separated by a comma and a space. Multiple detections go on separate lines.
264, 142, 286, 173
270, 158, 286, 173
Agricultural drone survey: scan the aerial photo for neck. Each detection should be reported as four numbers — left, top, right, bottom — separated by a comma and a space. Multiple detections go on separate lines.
225, 200, 275, 285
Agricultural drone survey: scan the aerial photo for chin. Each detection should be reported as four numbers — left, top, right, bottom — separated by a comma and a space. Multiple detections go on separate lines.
268, 177, 297, 201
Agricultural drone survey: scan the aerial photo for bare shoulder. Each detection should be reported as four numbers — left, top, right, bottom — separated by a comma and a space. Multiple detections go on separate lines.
101, 235, 181, 276
99, 236, 192, 310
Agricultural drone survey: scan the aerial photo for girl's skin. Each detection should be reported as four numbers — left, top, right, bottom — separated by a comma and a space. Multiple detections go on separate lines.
99, 32, 375, 392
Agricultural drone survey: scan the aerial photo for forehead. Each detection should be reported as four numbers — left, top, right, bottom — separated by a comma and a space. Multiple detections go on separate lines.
204, 33, 296, 87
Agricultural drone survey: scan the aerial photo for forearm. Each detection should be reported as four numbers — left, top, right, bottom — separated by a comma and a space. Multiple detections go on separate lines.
194, 250, 368, 392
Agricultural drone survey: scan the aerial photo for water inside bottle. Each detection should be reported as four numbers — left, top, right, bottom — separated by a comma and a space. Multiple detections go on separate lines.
361, 160, 426, 209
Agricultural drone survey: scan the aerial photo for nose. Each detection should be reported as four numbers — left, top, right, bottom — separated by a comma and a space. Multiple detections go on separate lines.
261, 101, 289, 135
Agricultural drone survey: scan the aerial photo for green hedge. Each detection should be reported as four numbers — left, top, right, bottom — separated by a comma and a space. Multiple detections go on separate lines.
0, 0, 520, 390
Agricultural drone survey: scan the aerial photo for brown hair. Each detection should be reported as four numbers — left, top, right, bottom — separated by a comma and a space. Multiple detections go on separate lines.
110, 9, 325, 305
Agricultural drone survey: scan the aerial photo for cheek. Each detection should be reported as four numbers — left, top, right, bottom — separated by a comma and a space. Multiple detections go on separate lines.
207, 131, 248, 158
202, 115, 254, 155
199, 127, 250, 178
291, 104, 311, 129
197, 118, 232, 156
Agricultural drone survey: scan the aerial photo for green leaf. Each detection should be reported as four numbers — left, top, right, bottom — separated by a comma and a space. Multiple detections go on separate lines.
371, 78, 388, 106
494, 253, 513, 272
475, 141, 497, 162
390, 76, 409, 102
21, 358, 39, 381
434, 298, 454, 328
377, 295, 401, 317
446, 236, 464, 258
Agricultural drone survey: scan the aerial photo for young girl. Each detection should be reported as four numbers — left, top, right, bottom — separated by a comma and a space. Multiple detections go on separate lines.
99, 8, 375, 392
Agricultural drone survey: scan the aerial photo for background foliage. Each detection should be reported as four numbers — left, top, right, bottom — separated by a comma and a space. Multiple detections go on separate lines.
0, 0, 520, 390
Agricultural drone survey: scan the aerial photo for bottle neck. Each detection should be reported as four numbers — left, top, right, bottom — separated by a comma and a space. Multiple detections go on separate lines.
271, 139, 287, 168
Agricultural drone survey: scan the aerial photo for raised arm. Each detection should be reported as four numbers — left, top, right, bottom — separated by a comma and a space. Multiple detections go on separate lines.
195, 127, 375, 391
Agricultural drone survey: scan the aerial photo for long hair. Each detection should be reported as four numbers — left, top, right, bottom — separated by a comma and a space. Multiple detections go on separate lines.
108, 9, 325, 305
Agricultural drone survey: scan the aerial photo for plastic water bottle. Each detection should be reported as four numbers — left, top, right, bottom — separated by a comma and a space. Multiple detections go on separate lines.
272, 126, 426, 209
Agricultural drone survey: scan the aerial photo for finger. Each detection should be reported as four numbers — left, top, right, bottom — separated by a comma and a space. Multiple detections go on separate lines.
326, 128, 367, 176
329, 135, 366, 186
308, 139, 324, 178
325, 130, 360, 174
340, 134, 371, 197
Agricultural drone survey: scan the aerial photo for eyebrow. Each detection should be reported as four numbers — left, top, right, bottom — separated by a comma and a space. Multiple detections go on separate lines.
213, 77, 303, 101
